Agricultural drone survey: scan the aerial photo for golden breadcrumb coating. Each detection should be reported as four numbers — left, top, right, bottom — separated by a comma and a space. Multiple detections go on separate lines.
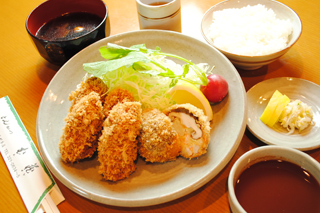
138, 108, 180, 163
59, 91, 105, 163
163, 103, 211, 159
103, 88, 135, 117
69, 77, 108, 111
98, 102, 142, 181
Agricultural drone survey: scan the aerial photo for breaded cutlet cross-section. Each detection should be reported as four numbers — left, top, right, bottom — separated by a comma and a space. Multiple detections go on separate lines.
59, 91, 105, 163
163, 103, 211, 159
138, 108, 181, 163
68, 77, 108, 111
98, 101, 142, 181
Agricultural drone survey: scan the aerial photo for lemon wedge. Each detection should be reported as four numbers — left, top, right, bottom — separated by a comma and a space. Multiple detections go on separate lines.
167, 81, 213, 121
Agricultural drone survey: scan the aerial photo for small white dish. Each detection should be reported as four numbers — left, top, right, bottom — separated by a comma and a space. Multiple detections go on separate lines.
228, 145, 320, 213
36, 30, 247, 207
247, 77, 320, 151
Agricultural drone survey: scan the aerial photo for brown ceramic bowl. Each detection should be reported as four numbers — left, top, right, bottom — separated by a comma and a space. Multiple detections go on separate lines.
26, 0, 110, 65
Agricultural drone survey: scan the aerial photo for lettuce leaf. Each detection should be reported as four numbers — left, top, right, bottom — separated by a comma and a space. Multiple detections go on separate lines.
83, 43, 209, 86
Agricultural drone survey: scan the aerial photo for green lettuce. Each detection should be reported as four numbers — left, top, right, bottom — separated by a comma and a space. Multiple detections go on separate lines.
82, 43, 210, 110
83, 43, 209, 86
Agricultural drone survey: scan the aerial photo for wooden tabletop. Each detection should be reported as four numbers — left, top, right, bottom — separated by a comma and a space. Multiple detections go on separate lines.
1, 0, 320, 212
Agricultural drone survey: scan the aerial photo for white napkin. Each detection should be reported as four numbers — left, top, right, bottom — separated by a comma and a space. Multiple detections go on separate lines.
0, 96, 64, 213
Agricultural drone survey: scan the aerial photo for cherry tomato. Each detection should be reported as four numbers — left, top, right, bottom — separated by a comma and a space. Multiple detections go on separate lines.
200, 74, 228, 103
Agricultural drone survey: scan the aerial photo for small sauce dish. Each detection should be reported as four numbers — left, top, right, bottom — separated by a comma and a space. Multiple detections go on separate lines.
228, 145, 320, 213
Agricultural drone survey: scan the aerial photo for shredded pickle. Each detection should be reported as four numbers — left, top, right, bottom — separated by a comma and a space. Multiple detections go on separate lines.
279, 100, 315, 134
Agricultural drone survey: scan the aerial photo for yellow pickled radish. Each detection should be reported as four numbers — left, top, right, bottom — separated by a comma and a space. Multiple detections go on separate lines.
266, 94, 290, 126
260, 90, 285, 126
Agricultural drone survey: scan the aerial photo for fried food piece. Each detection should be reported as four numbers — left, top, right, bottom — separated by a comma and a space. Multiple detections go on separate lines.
98, 102, 142, 181
138, 108, 180, 163
163, 103, 211, 159
103, 88, 135, 117
59, 91, 105, 163
69, 77, 108, 111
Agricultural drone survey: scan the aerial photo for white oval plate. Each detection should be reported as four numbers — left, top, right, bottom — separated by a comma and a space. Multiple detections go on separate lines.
247, 77, 320, 151
36, 30, 247, 207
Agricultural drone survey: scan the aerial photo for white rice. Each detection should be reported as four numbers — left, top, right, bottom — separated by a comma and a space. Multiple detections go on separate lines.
208, 4, 293, 56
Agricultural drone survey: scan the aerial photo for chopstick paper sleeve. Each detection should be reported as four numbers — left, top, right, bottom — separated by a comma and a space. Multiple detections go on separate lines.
0, 96, 65, 213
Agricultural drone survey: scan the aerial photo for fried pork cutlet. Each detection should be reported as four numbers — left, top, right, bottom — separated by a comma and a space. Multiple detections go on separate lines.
98, 102, 142, 181
163, 103, 211, 159
103, 88, 135, 117
68, 76, 108, 111
59, 91, 105, 163
138, 108, 181, 163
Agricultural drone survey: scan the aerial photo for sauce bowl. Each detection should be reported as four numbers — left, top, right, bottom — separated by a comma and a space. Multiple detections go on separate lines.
228, 145, 320, 212
26, 0, 110, 66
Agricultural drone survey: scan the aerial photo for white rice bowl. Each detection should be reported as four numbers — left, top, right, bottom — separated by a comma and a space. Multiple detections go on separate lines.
208, 4, 293, 56
201, 0, 302, 70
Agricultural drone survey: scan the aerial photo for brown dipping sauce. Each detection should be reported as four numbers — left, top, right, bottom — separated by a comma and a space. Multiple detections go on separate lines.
36, 12, 102, 41
235, 160, 320, 213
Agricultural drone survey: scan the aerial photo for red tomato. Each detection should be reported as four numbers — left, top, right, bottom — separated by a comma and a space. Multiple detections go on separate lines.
200, 74, 228, 103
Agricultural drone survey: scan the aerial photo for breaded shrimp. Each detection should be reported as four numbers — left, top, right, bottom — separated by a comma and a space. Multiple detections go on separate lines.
59, 91, 105, 163
98, 102, 142, 181
138, 108, 180, 163
163, 103, 211, 159
103, 88, 135, 117
69, 76, 108, 111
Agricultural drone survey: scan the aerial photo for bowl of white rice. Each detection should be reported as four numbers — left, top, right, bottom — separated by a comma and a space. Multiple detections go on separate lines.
201, 0, 302, 70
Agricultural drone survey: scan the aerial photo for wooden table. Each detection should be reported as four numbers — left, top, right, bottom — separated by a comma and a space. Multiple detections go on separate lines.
1, 0, 319, 212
